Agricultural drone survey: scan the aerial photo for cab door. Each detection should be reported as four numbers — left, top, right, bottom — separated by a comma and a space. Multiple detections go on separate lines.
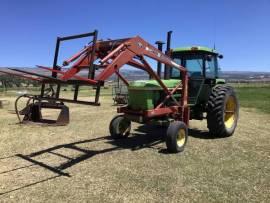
183, 55, 205, 105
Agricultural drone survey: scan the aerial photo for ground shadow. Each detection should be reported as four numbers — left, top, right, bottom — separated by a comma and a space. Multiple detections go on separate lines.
0, 125, 166, 196
188, 128, 229, 139
109, 124, 166, 151
0, 124, 219, 196
188, 128, 211, 139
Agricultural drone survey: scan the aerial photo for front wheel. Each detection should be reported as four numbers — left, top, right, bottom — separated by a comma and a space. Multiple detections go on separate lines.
109, 115, 131, 139
166, 121, 188, 153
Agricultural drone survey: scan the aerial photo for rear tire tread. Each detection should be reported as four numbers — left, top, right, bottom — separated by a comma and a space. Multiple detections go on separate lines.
207, 85, 239, 137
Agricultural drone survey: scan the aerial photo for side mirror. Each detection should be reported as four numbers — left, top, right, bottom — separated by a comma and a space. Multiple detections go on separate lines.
218, 54, 223, 59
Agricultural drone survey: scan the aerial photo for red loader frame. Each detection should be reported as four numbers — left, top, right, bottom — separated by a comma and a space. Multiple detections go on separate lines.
2, 30, 189, 125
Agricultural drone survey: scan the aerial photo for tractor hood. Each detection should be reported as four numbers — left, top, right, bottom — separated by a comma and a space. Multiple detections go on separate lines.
129, 79, 181, 90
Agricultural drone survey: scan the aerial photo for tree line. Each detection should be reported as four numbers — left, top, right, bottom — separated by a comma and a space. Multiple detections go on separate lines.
0, 75, 39, 90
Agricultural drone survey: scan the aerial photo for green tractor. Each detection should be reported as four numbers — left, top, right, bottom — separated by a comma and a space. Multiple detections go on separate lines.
170, 46, 239, 137
109, 32, 239, 153
2, 30, 238, 153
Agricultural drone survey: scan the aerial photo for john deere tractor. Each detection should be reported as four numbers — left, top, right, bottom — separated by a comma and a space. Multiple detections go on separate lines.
110, 32, 239, 153
3, 30, 238, 153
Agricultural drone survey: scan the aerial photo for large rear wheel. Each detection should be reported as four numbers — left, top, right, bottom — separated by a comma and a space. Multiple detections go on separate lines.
207, 85, 239, 137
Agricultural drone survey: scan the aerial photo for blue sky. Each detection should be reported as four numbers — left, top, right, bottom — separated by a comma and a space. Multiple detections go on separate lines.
0, 0, 269, 71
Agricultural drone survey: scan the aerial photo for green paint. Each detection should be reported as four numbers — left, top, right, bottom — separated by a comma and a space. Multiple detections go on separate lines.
128, 79, 181, 110
215, 78, 226, 84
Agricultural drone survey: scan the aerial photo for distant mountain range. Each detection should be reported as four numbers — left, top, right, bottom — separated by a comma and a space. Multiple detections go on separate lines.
1, 67, 270, 82
220, 71, 270, 82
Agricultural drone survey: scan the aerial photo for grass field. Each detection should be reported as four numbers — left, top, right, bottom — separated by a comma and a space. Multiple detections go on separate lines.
0, 86, 269, 202
234, 84, 270, 114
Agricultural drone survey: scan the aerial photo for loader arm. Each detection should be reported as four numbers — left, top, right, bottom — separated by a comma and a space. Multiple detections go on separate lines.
3, 30, 189, 125
59, 36, 186, 82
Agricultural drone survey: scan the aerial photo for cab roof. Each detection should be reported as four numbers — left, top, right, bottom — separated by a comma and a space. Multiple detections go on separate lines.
173, 46, 218, 54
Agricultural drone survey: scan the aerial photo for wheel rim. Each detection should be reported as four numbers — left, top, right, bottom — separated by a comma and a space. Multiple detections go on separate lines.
177, 129, 186, 147
224, 96, 237, 129
118, 119, 130, 135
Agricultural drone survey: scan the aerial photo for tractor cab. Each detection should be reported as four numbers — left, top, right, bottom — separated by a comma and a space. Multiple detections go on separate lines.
171, 46, 222, 79
170, 46, 224, 109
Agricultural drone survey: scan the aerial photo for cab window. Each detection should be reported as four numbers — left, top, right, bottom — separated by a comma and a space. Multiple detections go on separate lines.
205, 57, 216, 78
185, 56, 203, 77
171, 58, 181, 78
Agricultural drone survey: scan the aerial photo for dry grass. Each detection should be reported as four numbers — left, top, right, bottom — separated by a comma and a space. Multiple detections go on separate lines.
0, 94, 269, 202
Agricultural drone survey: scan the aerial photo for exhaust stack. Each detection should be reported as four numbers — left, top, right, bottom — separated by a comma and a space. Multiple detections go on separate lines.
155, 41, 165, 77
164, 31, 173, 79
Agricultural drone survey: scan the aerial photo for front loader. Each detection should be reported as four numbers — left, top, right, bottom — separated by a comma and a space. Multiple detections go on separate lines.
1, 30, 239, 153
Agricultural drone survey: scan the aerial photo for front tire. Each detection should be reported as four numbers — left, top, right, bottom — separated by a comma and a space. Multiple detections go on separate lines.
109, 115, 131, 139
207, 85, 239, 137
166, 121, 188, 153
